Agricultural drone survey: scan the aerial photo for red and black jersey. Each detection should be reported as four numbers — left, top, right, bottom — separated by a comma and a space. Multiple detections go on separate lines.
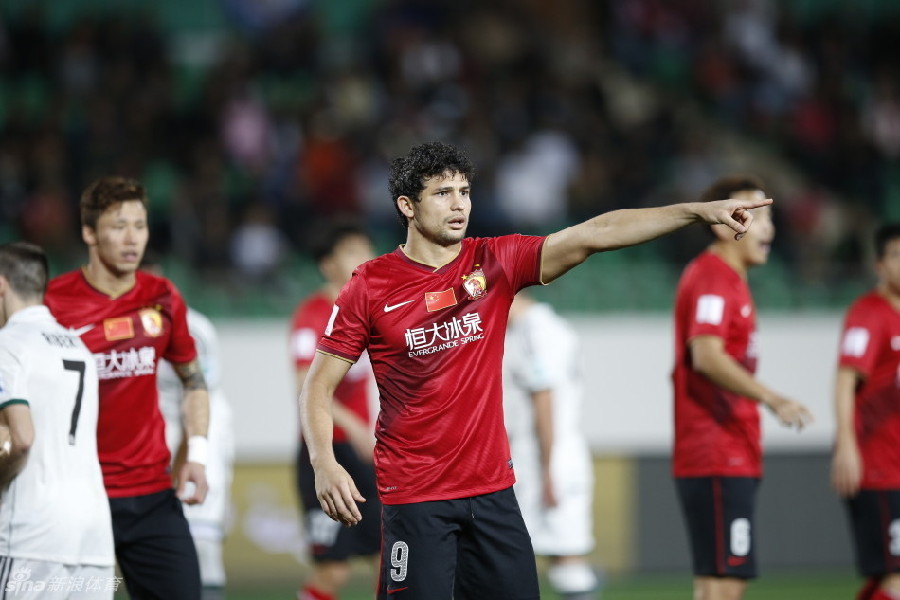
838, 291, 900, 489
672, 251, 761, 478
46, 269, 197, 498
290, 291, 372, 443
318, 235, 545, 504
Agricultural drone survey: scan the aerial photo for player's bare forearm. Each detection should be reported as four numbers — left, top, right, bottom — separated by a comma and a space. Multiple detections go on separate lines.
541, 198, 771, 283
181, 390, 209, 438
832, 367, 859, 446
299, 352, 352, 467
532, 389, 554, 475
692, 335, 813, 428
691, 337, 773, 402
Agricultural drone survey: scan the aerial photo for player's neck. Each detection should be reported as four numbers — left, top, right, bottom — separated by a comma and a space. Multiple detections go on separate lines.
877, 283, 900, 311
322, 281, 342, 302
82, 262, 137, 299
709, 244, 748, 279
401, 236, 462, 270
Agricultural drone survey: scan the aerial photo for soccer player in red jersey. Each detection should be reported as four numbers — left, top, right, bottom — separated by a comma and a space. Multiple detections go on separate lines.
299, 142, 774, 599
672, 175, 813, 600
44, 176, 209, 600
290, 221, 380, 600
831, 223, 900, 600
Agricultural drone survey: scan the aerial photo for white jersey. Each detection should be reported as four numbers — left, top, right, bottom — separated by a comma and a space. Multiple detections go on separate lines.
157, 307, 234, 536
503, 301, 594, 555
0, 306, 114, 566
504, 302, 586, 449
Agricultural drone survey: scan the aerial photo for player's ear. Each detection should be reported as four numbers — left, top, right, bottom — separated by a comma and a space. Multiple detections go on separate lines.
397, 196, 415, 220
82, 225, 97, 247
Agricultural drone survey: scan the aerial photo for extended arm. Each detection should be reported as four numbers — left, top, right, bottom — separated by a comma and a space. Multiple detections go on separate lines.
298, 351, 363, 526
830, 366, 862, 497
541, 199, 771, 283
691, 335, 813, 428
173, 358, 209, 504
296, 365, 374, 463
0, 404, 34, 490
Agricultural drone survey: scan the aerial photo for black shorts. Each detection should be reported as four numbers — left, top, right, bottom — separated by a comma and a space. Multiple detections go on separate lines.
109, 488, 201, 600
845, 488, 900, 577
296, 442, 381, 561
377, 486, 540, 600
676, 476, 759, 579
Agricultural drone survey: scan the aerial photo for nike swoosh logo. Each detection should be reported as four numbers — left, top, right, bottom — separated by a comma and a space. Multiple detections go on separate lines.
71, 324, 96, 336
384, 300, 414, 313
387, 587, 408, 595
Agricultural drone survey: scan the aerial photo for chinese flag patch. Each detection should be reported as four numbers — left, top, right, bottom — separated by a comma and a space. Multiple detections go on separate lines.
104, 317, 135, 341
425, 288, 457, 312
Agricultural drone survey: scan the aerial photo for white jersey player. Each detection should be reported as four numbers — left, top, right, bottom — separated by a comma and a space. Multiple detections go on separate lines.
158, 307, 234, 597
503, 294, 600, 600
0, 242, 115, 599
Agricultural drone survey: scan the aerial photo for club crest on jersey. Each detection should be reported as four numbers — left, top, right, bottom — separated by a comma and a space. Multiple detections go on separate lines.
462, 266, 487, 300
103, 317, 134, 341
139, 308, 164, 337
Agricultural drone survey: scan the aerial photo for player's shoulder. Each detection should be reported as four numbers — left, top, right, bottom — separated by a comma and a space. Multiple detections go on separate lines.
135, 269, 179, 295
846, 290, 888, 317
291, 291, 331, 321
46, 269, 84, 298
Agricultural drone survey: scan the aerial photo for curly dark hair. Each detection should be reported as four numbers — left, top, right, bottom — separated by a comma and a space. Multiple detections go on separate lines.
388, 141, 475, 228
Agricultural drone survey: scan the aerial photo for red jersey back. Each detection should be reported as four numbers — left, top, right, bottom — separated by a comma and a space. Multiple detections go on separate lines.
672, 251, 761, 478
318, 235, 545, 504
837, 291, 900, 488
45, 269, 197, 497
290, 291, 372, 443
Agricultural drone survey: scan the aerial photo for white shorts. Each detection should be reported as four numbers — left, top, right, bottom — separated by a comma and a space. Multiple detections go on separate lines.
511, 437, 595, 556
0, 557, 116, 600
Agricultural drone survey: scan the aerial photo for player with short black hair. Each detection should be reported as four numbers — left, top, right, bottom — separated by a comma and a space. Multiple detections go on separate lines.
300, 141, 774, 599
0, 242, 116, 599
291, 219, 380, 600
831, 223, 900, 600
45, 176, 209, 600
672, 175, 813, 600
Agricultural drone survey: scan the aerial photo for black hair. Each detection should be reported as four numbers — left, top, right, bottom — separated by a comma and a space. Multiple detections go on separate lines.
309, 218, 369, 264
388, 141, 475, 228
875, 223, 900, 260
0, 242, 49, 300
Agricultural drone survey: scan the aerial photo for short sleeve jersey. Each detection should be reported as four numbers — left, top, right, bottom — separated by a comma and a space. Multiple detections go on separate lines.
290, 292, 371, 443
0, 306, 114, 566
318, 235, 545, 504
45, 269, 197, 498
672, 251, 761, 478
837, 291, 900, 489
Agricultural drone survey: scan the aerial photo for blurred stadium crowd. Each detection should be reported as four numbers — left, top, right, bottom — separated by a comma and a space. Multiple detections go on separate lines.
1, 0, 898, 312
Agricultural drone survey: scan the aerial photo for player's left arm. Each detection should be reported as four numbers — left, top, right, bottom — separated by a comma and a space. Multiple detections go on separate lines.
831, 366, 863, 498
691, 335, 814, 429
540, 198, 771, 283
530, 388, 557, 507
173, 357, 209, 504
0, 403, 34, 490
